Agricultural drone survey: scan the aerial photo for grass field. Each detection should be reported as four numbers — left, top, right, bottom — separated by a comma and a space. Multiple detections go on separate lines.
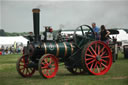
0, 53, 128, 85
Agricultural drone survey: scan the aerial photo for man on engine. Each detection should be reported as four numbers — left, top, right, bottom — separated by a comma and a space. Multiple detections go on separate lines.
92, 22, 100, 40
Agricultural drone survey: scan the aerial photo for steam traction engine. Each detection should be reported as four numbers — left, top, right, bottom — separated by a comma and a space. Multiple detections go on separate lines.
16, 8, 113, 79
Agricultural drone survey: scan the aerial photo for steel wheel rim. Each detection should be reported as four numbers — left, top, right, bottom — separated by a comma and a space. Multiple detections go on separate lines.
40, 54, 58, 78
85, 41, 112, 75
17, 56, 35, 77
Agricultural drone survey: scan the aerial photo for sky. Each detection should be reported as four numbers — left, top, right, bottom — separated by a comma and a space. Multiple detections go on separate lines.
0, 0, 128, 32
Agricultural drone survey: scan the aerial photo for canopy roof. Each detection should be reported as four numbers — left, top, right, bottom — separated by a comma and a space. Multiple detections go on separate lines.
0, 36, 28, 46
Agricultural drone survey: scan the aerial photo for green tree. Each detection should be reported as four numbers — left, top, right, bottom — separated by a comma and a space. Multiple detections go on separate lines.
0, 29, 6, 36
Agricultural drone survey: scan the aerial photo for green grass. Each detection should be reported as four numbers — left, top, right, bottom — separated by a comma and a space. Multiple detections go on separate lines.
0, 53, 128, 85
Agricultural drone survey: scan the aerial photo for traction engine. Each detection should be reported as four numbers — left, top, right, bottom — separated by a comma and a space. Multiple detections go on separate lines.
16, 8, 113, 79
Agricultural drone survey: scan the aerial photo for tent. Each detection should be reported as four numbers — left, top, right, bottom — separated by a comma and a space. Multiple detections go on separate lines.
0, 36, 28, 47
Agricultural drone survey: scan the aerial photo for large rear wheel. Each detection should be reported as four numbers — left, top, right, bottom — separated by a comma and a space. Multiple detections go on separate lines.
82, 41, 112, 75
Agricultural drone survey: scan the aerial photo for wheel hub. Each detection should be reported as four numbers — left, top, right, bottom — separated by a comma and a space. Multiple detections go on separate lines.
96, 55, 101, 61
48, 65, 52, 69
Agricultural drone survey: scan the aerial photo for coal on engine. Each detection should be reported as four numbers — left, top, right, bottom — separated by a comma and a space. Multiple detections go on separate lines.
16, 8, 114, 79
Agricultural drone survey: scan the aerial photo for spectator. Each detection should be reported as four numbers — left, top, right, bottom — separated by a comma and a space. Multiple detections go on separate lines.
100, 25, 110, 44
10, 46, 13, 54
92, 22, 100, 40
5, 47, 8, 54
1, 45, 5, 55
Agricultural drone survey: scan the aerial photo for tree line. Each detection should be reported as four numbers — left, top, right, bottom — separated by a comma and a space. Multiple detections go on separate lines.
0, 29, 29, 36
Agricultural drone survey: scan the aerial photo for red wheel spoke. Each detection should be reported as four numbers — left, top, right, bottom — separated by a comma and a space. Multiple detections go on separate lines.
50, 68, 53, 73
28, 68, 32, 74
102, 56, 109, 58
86, 58, 94, 61
30, 68, 34, 71
98, 44, 100, 55
20, 67, 25, 70
99, 47, 105, 55
90, 46, 97, 56
97, 65, 100, 73
95, 43, 97, 52
44, 59, 49, 64
90, 63, 94, 70
85, 54, 95, 58
51, 64, 56, 66
101, 59, 107, 63
101, 63, 108, 68
50, 67, 55, 70
26, 69, 29, 75
27, 68, 30, 74
100, 50, 106, 57
41, 62, 45, 65
19, 64, 24, 66
93, 62, 97, 72
42, 69, 46, 75
41, 65, 48, 69
22, 69, 25, 73
100, 63, 102, 71
25, 69, 27, 75
87, 48, 94, 55
46, 57, 49, 62
87, 59, 95, 65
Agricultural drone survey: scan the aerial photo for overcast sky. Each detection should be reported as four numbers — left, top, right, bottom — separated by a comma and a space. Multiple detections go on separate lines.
0, 0, 128, 32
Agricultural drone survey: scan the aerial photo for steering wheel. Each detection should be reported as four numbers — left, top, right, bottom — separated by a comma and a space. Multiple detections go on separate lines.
73, 25, 95, 47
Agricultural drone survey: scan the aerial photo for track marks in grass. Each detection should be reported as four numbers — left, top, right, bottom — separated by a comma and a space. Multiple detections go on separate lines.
96, 76, 128, 80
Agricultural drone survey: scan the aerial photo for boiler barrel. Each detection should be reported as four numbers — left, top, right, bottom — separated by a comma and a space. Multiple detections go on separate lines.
41, 42, 75, 57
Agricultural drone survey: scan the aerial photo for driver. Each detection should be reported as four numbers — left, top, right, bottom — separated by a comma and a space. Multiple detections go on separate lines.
92, 22, 100, 40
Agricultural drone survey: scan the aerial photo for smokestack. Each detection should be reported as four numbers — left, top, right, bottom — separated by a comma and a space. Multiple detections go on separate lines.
32, 8, 40, 42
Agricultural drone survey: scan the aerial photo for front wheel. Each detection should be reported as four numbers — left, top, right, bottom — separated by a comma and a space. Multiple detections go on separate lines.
38, 54, 58, 79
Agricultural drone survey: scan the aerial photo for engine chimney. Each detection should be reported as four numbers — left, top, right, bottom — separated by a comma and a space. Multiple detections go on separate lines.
32, 8, 40, 42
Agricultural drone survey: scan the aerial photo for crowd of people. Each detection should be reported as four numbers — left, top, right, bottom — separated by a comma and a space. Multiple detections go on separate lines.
0, 45, 23, 55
